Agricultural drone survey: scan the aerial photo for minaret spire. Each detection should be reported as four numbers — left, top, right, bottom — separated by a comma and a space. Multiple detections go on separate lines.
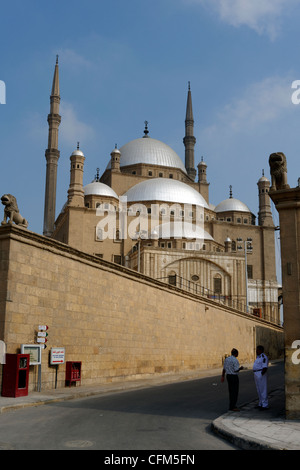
183, 82, 196, 181
43, 57, 61, 237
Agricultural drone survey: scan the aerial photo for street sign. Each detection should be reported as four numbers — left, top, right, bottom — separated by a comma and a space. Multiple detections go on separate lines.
36, 337, 47, 343
37, 331, 48, 337
50, 348, 65, 365
39, 325, 48, 331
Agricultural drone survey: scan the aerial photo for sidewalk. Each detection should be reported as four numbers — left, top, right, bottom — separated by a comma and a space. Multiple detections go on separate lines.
212, 388, 300, 450
1, 369, 300, 450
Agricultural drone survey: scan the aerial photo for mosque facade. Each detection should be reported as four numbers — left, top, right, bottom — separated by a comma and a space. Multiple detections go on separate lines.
44, 60, 280, 324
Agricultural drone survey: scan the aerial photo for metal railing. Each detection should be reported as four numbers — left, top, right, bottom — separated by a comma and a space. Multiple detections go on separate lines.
156, 275, 281, 325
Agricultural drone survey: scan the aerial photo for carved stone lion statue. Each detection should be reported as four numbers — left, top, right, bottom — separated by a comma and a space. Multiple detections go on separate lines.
1, 194, 28, 228
269, 152, 290, 191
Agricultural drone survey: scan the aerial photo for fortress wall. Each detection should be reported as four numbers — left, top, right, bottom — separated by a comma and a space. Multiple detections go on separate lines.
0, 226, 283, 391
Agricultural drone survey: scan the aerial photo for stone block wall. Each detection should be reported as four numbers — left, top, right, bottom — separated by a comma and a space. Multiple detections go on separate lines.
0, 226, 283, 392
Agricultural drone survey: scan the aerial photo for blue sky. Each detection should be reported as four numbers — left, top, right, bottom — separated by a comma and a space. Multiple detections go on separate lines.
1, 0, 300, 243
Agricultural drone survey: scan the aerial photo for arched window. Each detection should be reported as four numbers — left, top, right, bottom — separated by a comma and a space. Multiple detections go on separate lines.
214, 275, 222, 294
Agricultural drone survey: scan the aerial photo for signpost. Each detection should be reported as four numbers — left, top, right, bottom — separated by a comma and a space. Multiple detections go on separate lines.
35, 325, 49, 391
50, 348, 65, 389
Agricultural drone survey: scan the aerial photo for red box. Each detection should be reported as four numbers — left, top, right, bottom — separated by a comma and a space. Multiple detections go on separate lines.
1, 354, 30, 397
65, 361, 81, 387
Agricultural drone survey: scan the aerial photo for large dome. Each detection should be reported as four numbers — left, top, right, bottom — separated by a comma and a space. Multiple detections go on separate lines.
123, 178, 209, 208
215, 197, 251, 213
106, 137, 187, 173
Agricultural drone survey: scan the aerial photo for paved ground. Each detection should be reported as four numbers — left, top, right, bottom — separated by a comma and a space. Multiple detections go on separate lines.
0, 366, 299, 450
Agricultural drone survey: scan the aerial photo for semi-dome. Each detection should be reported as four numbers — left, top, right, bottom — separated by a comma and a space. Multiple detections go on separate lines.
106, 137, 187, 173
215, 197, 251, 213
123, 178, 209, 208
84, 181, 118, 199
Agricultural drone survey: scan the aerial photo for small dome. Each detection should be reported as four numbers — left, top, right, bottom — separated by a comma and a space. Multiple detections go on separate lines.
123, 178, 209, 208
111, 147, 121, 155
84, 182, 118, 199
258, 176, 269, 183
106, 137, 187, 173
215, 198, 251, 214
71, 149, 84, 157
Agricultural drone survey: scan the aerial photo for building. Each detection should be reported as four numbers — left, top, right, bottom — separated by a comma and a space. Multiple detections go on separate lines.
44, 60, 280, 325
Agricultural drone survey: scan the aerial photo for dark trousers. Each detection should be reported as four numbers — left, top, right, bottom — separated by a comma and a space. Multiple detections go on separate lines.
226, 374, 239, 410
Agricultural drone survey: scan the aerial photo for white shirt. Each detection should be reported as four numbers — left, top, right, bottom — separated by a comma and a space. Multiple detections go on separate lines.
253, 353, 269, 372
223, 355, 240, 375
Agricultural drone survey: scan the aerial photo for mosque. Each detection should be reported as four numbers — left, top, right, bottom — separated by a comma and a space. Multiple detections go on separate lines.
43, 58, 280, 325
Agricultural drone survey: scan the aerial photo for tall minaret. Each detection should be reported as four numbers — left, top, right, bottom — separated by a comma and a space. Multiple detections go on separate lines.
183, 82, 196, 181
43, 56, 61, 237
257, 170, 274, 227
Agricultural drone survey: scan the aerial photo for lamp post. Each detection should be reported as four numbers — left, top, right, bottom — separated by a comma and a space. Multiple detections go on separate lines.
134, 230, 148, 273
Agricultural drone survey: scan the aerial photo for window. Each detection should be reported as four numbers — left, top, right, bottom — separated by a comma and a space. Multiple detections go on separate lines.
159, 172, 163, 177
168, 274, 177, 286
96, 227, 103, 241
167, 242, 172, 249
113, 255, 122, 265
214, 276, 222, 294
148, 171, 152, 176
191, 275, 199, 282
114, 229, 121, 242
247, 265, 253, 279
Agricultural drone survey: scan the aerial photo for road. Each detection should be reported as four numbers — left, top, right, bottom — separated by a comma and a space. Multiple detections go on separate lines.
0, 362, 284, 451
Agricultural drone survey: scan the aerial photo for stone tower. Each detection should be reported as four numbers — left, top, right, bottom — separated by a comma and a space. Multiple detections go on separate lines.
257, 170, 274, 227
67, 143, 85, 207
43, 56, 61, 237
183, 82, 196, 181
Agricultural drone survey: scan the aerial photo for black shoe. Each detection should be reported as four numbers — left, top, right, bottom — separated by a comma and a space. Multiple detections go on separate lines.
259, 406, 269, 411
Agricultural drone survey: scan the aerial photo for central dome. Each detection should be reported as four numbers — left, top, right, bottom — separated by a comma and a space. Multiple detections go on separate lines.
106, 137, 187, 173
123, 178, 209, 208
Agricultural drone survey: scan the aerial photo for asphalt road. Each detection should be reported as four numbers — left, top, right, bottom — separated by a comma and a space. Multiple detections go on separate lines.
0, 362, 284, 451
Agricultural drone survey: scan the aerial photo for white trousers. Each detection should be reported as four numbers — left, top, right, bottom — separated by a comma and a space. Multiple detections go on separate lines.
254, 371, 268, 408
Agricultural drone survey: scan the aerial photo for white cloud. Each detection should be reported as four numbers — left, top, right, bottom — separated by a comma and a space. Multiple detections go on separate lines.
216, 76, 294, 131
60, 101, 95, 147
184, 0, 300, 38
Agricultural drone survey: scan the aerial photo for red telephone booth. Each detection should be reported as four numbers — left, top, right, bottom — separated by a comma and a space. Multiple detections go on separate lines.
1, 354, 30, 397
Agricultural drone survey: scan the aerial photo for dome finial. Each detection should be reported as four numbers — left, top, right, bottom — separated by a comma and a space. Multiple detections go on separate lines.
56, 54, 59, 65
188, 81, 191, 91
143, 120, 149, 138
95, 168, 100, 182
77, 141, 80, 150
229, 185, 233, 198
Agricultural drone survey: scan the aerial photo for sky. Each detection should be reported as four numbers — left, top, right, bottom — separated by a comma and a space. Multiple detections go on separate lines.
1, 0, 300, 249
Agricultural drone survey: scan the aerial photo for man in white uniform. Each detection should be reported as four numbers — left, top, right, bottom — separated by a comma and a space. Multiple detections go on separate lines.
253, 345, 269, 410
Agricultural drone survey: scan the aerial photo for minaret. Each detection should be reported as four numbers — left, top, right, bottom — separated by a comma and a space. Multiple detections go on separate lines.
183, 82, 196, 181
67, 143, 85, 207
257, 170, 274, 226
111, 144, 121, 172
43, 56, 61, 236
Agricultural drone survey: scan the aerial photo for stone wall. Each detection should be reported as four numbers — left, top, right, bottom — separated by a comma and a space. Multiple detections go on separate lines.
0, 225, 283, 392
